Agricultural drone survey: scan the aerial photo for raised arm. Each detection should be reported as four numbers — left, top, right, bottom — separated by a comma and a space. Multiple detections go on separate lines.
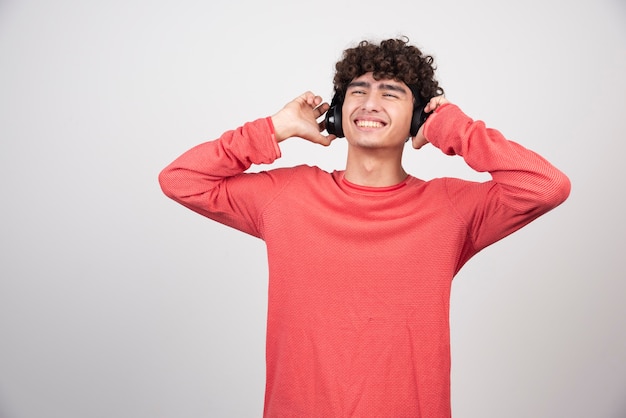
420, 101, 571, 252
158, 92, 334, 236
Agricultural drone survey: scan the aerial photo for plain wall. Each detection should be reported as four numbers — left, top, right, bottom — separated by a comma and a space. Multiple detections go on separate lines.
1, 0, 625, 417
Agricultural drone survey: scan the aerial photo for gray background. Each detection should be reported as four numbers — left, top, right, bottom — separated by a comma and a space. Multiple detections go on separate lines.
1, 0, 625, 417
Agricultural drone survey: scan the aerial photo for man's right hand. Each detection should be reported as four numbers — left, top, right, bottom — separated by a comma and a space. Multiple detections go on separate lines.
271, 92, 336, 146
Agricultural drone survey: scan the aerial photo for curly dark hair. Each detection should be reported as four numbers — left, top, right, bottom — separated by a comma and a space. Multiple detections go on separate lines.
333, 37, 444, 104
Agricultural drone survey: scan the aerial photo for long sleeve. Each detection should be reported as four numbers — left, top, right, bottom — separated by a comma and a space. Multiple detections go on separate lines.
424, 103, 571, 253
158, 117, 284, 237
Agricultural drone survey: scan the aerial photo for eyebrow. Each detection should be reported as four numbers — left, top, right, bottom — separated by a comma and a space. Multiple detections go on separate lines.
347, 80, 408, 95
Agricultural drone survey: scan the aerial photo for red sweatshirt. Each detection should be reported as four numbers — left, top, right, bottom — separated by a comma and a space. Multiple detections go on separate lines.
159, 104, 570, 417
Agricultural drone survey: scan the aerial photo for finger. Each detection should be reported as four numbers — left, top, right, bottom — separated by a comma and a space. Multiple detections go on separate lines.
425, 97, 438, 113
303, 92, 322, 108
432, 95, 449, 111
300, 91, 316, 106
411, 126, 429, 149
314, 102, 329, 119
316, 133, 336, 147
318, 117, 333, 133
412, 137, 428, 149
424, 95, 442, 112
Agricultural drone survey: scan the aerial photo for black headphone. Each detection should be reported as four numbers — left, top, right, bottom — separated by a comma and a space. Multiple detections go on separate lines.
325, 85, 431, 138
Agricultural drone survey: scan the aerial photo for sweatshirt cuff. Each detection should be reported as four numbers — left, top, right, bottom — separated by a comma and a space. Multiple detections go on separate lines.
423, 103, 472, 156
264, 116, 282, 160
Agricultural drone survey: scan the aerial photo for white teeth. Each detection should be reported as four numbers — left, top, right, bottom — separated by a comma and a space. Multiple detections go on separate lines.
356, 120, 384, 128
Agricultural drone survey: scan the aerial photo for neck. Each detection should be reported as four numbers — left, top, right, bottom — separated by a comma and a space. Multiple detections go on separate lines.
343, 146, 407, 187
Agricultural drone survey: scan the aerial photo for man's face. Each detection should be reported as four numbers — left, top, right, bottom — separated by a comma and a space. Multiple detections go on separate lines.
341, 72, 414, 150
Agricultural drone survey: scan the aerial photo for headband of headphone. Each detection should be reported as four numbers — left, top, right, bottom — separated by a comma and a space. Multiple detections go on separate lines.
324, 83, 431, 138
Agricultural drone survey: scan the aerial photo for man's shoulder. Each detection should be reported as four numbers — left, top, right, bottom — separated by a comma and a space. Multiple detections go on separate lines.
265, 164, 334, 178
247, 164, 336, 189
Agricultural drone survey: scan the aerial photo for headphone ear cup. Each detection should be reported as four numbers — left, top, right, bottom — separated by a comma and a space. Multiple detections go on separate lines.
410, 106, 431, 137
325, 95, 344, 138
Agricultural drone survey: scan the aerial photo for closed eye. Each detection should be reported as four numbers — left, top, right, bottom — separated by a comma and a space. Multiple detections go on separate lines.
347, 80, 370, 96
380, 84, 407, 97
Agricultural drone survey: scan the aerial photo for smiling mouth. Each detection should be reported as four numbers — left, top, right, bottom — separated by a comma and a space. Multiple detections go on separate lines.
355, 120, 385, 128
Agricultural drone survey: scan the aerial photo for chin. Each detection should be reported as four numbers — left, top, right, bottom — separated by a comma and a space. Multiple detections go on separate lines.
348, 136, 381, 148
350, 138, 405, 150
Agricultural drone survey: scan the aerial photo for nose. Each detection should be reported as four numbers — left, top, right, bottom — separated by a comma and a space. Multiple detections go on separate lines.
361, 94, 381, 112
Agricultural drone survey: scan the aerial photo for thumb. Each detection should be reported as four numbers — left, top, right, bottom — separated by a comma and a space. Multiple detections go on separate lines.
411, 125, 429, 149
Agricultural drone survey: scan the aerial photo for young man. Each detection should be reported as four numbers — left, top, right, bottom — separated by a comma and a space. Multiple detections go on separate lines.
159, 38, 570, 417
